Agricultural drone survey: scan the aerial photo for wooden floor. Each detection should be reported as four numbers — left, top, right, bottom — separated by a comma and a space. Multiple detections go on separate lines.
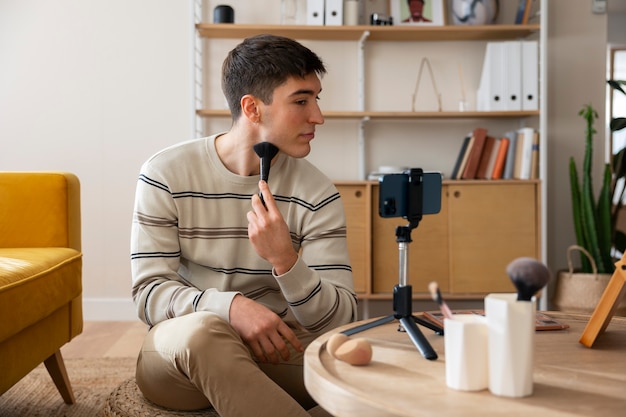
61, 321, 148, 359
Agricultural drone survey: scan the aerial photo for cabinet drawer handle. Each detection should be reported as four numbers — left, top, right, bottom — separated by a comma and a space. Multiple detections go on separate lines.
453, 190, 461, 198
354, 190, 362, 198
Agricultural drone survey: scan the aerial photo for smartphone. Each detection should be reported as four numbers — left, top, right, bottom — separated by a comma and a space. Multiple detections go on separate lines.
379, 171, 442, 218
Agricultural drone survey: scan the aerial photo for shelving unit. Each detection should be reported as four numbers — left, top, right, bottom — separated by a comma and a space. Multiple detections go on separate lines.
194, 1, 548, 308
195, 23, 540, 42
197, 109, 539, 119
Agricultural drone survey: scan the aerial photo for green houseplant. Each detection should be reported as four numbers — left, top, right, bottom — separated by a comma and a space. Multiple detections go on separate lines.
569, 80, 626, 274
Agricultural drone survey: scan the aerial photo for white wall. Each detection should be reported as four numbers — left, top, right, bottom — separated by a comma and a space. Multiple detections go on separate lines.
0, 0, 619, 319
545, 1, 609, 289
0, 0, 194, 319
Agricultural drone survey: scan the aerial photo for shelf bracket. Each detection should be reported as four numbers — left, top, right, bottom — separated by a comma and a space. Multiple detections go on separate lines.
357, 31, 370, 180
359, 116, 370, 180
192, 0, 204, 138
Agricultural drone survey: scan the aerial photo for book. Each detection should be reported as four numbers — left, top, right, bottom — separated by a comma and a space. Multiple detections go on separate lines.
513, 130, 525, 179
484, 137, 501, 179
514, 0, 533, 24
530, 131, 540, 179
461, 127, 488, 179
502, 130, 518, 179
455, 136, 474, 179
421, 310, 570, 331
491, 137, 510, 179
476, 136, 496, 179
450, 134, 472, 180
518, 127, 535, 179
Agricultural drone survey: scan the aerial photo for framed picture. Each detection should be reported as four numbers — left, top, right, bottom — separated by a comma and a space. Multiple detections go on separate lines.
390, 0, 446, 26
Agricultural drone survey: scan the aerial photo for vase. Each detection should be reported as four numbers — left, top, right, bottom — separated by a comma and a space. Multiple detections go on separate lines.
451, 0, 499, 25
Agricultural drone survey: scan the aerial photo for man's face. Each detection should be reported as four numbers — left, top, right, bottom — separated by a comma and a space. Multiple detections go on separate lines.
409, 0, 424, 17
257, 73, 324, 159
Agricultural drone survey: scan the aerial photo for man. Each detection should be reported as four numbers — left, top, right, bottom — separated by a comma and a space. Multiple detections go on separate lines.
130, 34, 357, 417
402, 0, 432, 23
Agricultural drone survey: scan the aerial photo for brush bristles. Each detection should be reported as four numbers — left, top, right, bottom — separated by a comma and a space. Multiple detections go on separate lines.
506, 257, 550, 301
428, 281, 441, 304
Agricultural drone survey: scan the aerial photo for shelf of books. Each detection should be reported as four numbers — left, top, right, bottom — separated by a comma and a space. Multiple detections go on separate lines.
450, 126, 539, 181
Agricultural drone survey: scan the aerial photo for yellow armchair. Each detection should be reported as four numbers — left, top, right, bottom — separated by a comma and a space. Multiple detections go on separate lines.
0, 172, 83, 404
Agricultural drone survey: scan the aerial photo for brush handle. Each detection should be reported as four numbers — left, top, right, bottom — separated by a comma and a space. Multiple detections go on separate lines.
441, 302, 454, 320
259, 156, 272, 182
253, 142, 279, 206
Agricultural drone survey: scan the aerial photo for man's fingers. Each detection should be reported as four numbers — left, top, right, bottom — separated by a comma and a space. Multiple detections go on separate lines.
250, 341, 266, 363
278, 322, 304, 354
259, 337, 280, 364
258, 180, 278, 211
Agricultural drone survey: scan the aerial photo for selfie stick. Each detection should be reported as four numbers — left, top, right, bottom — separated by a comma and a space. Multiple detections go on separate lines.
343, 169, 438, 360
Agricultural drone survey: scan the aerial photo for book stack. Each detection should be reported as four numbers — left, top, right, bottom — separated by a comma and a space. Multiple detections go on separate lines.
450, 127, 539, 180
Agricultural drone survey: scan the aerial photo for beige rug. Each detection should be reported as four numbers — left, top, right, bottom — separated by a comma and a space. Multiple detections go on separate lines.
0, 357, 136, 417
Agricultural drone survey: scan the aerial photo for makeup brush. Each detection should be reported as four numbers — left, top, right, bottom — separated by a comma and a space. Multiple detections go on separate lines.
252, 142, 279, 205
428, 281, 454, 320
506, 257, 550, 301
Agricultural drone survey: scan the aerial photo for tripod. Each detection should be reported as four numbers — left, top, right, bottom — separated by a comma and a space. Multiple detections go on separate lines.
342, 169, 438, 360
342, 223, 438, 360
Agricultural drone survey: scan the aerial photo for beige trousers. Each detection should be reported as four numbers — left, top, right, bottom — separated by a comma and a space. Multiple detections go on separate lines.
135, 311, 322, 417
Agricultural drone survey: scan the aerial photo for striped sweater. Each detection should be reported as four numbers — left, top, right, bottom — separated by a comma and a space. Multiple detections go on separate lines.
131, 135, 357, 334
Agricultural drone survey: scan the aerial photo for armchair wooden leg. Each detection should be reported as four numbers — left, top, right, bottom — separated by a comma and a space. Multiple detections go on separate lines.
43, 349, 76, 404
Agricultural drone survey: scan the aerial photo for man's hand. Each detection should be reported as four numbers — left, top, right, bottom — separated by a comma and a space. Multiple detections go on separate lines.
247, 180, 298, 275
229, 294, 303, 363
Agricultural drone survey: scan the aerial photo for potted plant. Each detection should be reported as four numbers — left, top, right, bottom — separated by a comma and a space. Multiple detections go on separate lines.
552, 80, 626, 314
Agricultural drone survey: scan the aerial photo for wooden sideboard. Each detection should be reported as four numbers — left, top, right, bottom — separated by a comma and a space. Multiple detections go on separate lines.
336, 180, 541, 300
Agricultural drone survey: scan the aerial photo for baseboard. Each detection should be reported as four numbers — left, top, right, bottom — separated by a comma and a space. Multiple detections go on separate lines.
82, 297, 137, 321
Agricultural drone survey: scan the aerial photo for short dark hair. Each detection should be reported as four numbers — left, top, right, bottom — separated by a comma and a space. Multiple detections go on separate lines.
221, 34, 327, 120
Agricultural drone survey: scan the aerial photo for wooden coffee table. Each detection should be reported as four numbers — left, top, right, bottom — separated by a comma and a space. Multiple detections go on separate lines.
304, 312, 626, 417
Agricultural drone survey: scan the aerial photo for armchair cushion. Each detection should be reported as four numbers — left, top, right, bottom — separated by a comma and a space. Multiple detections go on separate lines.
0, 248, 82, 342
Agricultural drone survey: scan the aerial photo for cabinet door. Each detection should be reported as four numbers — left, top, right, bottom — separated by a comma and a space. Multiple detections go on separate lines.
336, 184, 370, 294
448, 182, 539, 294
371, 184, 450, 295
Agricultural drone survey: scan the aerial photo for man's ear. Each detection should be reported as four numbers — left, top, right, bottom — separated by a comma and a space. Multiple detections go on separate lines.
241, 94, 261, 124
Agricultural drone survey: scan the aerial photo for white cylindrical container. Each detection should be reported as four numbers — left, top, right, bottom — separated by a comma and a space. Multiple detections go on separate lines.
444, 314, 489, 391
281, 0, 298, 24
344, 0, 359, 25
485, 293, 536, 397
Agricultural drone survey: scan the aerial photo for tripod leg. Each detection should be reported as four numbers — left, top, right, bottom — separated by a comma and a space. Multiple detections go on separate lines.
399, 316, 438, 360
342, 315, 395, 336
413, 315, 444, 335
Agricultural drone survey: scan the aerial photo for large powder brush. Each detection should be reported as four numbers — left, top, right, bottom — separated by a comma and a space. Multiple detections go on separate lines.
253, 142, 279, 205
506, 257, 550, 301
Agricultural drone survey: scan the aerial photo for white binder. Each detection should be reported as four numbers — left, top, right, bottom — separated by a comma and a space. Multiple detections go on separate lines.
307, 0, 325, 25
477, 42, 506, 111
521, 40, 539, 111
325, 0, 343, 26
504, 41, 522, 111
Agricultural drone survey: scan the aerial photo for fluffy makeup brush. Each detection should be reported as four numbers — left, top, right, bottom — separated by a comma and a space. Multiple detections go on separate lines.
428, 281, 454, 320
506, 257, 550, 301
252, 142, 279, 205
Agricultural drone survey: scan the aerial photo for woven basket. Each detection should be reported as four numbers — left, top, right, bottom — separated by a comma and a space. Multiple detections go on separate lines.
103, 378, 220, 417
553, 245, 626, 315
